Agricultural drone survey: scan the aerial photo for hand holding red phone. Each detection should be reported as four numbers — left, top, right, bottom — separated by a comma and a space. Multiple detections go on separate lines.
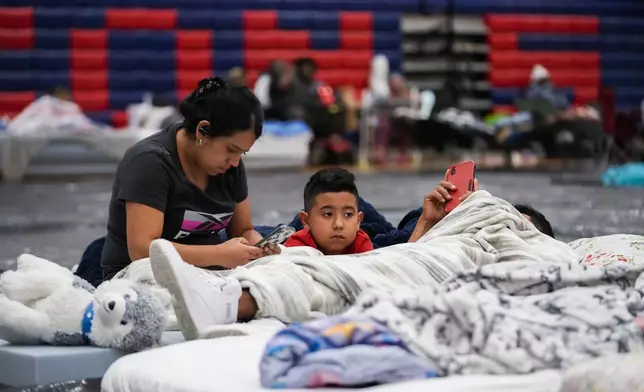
421, 168, 479, 224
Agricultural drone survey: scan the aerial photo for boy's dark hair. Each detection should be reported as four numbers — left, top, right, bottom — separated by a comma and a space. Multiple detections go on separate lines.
179, 76, 263, 140
513, 204, 555, 238
303, 168, 359, 212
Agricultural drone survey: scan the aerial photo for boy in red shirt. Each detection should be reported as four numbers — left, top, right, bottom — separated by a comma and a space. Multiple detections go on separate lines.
282, 168, 373, 255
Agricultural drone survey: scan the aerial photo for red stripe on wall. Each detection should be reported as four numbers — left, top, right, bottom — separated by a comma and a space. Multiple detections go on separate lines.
0, 7, 33, 29
106, 9, 177, 30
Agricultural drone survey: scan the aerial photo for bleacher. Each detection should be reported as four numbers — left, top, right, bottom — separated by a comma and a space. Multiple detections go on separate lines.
0, 2, 402, 127
435, 0, 644, 16
0, 0, 643, 127
484, 2, 644, 112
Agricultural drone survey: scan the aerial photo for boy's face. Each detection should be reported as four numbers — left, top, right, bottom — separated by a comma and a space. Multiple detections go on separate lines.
300, 192, 363, 255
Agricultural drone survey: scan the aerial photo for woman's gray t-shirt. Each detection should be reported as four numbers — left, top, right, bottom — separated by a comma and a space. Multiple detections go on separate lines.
101, 123, 248, 280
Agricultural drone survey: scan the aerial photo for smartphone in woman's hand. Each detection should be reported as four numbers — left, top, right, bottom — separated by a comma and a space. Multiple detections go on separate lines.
254, 225, 296, 247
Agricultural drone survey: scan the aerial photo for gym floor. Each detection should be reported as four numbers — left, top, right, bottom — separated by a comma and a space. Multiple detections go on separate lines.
1, 171, 643, 271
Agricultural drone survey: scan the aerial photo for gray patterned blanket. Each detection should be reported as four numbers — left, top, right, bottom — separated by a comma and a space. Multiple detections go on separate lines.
259, 254, 644, 388
344, 259, 644, 376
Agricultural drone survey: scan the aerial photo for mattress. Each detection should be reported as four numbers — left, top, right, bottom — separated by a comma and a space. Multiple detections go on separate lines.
242, 132, 311, 170
102, 332, 563, 392
0, 129, 154, 181
0, 331, 184, 387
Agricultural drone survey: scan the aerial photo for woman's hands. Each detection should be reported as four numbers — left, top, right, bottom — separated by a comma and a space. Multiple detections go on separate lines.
260, 244, 281, 256
218, 239, 282, 267
218, 237, 263, 267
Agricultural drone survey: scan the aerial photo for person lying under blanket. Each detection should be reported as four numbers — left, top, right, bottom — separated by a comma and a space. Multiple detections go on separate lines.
149, 174, 563, 341
262, 167, 554, 249
255, 169, 555, 249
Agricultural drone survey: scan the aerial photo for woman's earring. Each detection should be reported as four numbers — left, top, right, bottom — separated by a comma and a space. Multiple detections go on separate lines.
196, 138, 203, 147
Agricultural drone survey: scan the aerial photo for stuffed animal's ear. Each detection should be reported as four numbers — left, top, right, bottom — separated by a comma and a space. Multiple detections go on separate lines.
17, 254, 73, 278
17, 254, 53, 269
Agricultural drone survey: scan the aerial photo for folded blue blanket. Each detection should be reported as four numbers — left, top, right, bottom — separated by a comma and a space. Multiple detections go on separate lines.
260, 315, 436, 388
263, 120, 311, 137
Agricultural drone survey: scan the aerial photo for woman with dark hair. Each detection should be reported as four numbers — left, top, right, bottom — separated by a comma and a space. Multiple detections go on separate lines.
101, 77, 276, 281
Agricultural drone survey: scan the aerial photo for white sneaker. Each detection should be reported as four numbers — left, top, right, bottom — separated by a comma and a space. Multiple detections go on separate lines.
149, 239, 242, 340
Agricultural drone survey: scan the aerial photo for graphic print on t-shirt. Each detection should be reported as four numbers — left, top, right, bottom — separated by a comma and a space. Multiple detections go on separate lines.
174, 210, 233, 240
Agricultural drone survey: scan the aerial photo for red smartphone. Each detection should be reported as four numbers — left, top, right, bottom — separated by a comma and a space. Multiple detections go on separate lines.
444, 161, 477, 213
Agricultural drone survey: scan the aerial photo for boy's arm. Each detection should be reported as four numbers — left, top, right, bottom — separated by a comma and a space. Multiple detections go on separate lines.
408, 179, 480, 243
408, 217, 436, 243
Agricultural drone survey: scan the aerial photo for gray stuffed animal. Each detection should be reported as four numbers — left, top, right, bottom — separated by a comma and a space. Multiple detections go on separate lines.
0, 254, 170, 352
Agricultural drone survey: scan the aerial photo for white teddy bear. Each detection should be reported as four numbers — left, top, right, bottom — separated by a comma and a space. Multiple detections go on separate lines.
0, 254, 171, 352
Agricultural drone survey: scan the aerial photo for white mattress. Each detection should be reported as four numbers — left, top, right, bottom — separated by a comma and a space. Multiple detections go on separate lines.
102, 330, 563, 392
242, 132, 311, 169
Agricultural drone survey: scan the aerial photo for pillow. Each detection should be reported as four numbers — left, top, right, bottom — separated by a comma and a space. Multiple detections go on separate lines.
560, 353, 644, 392
568, 234, 644, 267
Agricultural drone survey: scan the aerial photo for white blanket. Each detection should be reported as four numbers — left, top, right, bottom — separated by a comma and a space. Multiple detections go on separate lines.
224, 191, 578, 324
117, 191, 579, 336
119, 191, 579, 333
7, 96, 102, 136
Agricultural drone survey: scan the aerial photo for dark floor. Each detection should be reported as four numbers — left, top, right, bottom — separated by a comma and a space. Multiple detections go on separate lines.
1, 171, 643, 271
